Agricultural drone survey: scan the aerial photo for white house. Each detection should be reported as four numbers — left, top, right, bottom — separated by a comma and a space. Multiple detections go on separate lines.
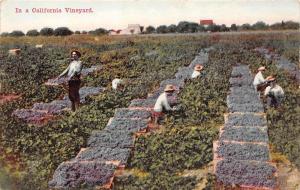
109, 24, 142, 35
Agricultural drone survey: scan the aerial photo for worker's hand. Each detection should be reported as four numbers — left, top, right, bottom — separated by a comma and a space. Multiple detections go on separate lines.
172, 107, 177, 111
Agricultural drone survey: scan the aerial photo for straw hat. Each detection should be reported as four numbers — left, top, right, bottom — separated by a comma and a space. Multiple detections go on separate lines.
8, 49, 21, 55
266, 75, 276, 82
194, 64, 204, 71
258, 66, 266, 71
71, 50, 81, 58
164, 84, 176, 92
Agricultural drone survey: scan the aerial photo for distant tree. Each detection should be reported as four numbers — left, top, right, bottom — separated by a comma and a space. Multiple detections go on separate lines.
270, 22, 283, 30
187, 22, 199, 33
81, 31, 88, 34
240, 23, 252, 30
90, 28, 108, 35
166, 24, 177, 33
230, 24, 238, 31
1, 32, 9, 37
207, 24, 221, 32
53, 27, 73, 36
220, 24, 229, 32
284, 21, 299, 29
140, 26, 144, 33
26, 29, 39, 36
74, 31, 81, 34
40, 27, 54, 36
145, 26, 155, 33
156, 25, 168, 33
9, 30, 25, 37
252, 21, 269, 30
197, 25, 206, 32
176, 21, 190, 33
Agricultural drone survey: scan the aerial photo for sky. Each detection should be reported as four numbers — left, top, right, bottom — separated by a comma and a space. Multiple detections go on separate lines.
0, 0, 299, 33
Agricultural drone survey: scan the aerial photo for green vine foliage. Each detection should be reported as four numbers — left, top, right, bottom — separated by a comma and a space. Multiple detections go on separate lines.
245, 40, 300, 169
114, 33, 299, 189
114, 171, 197, 190
0, 33, 298, 189
0, 36, 205, 189
116, 48, 237, 189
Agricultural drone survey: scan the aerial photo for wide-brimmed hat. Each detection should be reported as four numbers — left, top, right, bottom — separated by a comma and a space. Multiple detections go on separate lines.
164, 84, 176, 92
258, 66, 266, 71
71, 50, 81, 58
194, 64, 204, 71
266, 75, 276, 82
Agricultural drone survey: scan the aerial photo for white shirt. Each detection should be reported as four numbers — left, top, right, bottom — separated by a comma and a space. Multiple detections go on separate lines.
112, 78, 123, 90
264, 85, 284, 98
153, 92, 172, 112
191, 70, 201, 78
59, 60, 82, 80
253, 71, 265, 87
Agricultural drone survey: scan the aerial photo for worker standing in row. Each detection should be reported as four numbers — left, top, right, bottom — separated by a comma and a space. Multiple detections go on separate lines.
57, 50, 83, 112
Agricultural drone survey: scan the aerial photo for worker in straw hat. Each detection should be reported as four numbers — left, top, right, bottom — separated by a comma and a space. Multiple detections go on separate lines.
191, 64, 204, 79
253, 66, 267, 92
152, 84, 177, 125
264, 75, 284, 108
57, 50, 83, 111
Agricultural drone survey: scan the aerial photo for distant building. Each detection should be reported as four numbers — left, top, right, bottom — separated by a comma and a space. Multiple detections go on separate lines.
109, 24, 142, 35
200, 19, 214, 26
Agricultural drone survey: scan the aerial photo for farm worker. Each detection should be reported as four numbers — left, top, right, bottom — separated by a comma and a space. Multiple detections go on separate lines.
112, 78, 124, 91
264, 76, 284, 108
152, 85, 177, 125
57, 50, 83, 111
191, 64, 204, 78
253, 66, 267, 92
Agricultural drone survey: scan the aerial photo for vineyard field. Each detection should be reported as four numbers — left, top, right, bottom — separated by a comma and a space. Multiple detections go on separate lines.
0, 31, 299, 189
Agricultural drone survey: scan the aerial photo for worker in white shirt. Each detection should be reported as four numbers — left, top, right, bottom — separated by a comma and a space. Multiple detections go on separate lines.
253, 66, 267, 92
57, 50, 83, 111
191, 64, 204, 79
152, 85, 177, 125
112, 78, 124, 91
264, 76, 284, 108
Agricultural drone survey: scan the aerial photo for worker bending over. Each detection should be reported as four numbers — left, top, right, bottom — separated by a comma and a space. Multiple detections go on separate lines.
264, 76, 284, 108
112, 78, 124, 91
152, 85, 177, 125
191, 64, 204, 79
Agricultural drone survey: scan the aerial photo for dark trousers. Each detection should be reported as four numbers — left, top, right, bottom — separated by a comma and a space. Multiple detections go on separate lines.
68, 79, 81, 111
267, 96, 281, 108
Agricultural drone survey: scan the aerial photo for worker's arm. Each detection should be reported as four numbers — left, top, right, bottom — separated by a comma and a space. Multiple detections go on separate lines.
162, 94, 172, 111
58, 65, 70, 79
264, 87, 270, 96
277, 86, 285, 98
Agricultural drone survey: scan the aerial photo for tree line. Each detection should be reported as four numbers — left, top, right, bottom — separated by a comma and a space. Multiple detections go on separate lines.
1, 20, 299, 37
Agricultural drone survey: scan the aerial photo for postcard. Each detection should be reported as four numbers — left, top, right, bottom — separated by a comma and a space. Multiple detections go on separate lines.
0, 0, 299, 190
